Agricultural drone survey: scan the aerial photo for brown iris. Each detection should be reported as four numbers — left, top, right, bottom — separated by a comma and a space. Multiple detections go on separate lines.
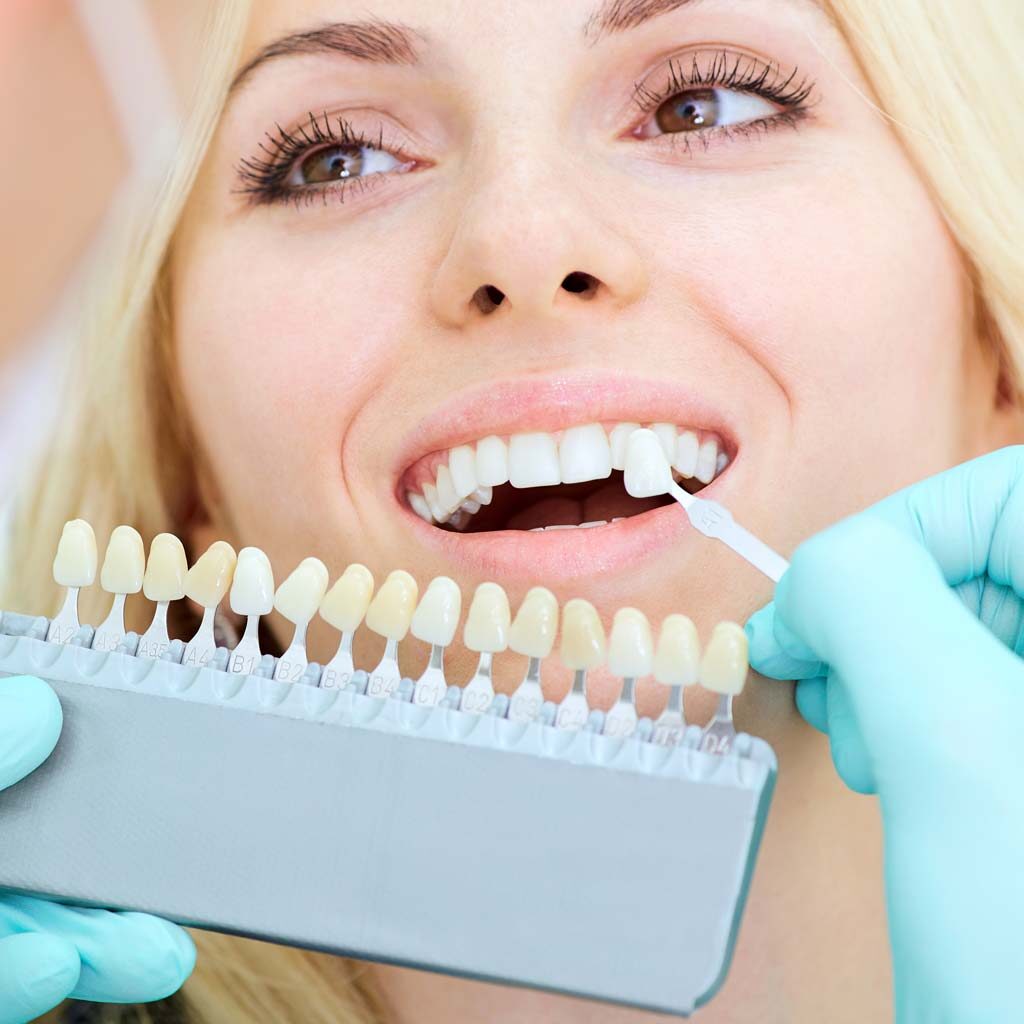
297, 145, 364, 184
654, 89, 719, 132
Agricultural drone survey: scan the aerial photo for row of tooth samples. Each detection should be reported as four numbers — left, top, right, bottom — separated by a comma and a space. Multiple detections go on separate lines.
46, 521, 749, 751
406, 422, 731, 528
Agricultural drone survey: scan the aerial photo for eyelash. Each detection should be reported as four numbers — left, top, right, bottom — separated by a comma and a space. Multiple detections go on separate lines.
235, 50, 817, 208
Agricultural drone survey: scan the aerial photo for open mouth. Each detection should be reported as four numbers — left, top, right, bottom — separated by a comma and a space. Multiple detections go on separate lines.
399, 422, 731, 533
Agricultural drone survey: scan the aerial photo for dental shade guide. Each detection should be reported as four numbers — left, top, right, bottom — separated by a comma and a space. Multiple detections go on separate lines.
0, 520, 777, 1018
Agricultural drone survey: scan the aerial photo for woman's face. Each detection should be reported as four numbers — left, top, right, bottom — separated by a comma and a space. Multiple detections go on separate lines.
173, 0, 1013, 711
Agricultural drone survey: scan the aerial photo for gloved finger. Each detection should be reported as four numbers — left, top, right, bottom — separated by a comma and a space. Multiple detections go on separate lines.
825, 674, 876, 795
746, 604, 828, 681
793, 677, 828, 733
0, 895, 194, 1004
0, 932, 80, 1024
0, 676, 62, 790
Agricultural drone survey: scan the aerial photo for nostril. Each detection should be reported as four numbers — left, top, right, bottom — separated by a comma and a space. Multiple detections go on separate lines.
473, 284, 506, 313
561, 271, 598, 297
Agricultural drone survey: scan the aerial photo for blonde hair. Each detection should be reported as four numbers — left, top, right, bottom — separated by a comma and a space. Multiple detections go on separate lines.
10, 0, 1023, 1019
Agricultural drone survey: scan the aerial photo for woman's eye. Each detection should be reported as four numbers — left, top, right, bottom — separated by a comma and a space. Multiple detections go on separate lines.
642, 87, 779, 136
286, 143, 403, 187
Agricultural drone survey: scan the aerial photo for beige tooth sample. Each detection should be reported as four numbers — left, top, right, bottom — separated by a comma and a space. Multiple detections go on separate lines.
46, 519, 98, 644
365, 570, 419, 698
319, 564, 375, 689
556, 598, 606, 731
459, 582, 511, 714
624, 428, 673, 499
272, 557, 330, 682
92, 525, 145, 652
507, 586, 559, 723
652, 614, 700, 745
182, 540, 237, 667
411, 576, 463, 706
700, 621, 748, 696
137, 533, 187, 660
226, 546, 275, 675
603, 608, 653, 739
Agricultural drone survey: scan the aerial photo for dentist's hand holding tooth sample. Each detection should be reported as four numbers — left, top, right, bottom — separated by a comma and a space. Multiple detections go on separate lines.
745, 446, 1024, 1023
0, 674, 194, 1023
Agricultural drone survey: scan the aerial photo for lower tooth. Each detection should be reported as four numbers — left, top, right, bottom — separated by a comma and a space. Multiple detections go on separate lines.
579, 520, 606, 528
461, 498, 481, 514
448, 510, 470, 530
472, 486, 493, 505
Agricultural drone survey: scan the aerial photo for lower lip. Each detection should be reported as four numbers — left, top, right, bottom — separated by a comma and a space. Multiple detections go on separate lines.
402, 474, 729, 584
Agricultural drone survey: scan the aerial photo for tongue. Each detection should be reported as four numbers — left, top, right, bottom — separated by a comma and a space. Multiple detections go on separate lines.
504, 479, 668, 531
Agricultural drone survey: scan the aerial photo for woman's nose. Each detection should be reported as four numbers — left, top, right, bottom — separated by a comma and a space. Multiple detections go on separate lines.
427, 150, 648, 327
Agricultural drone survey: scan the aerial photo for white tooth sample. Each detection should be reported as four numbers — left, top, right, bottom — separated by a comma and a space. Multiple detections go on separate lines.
92, 526, 145, 653
609, 422, 641, 471
272, 557, 330, 682
319, 564, 375, 690
459, 582, 511, 715
423, 482, 446, 521
365, 570, 419, 699
652, 613, 700, 745
695, 437, 720, 484
411, 576, 463, 706
435, 465, 460, 516
559, 423, 612, 484
624, 428, 673, 498
507, 587, 559, 724
408, 492, 433, 523
603, 607, 653, 739
181, 540, 237, 668
46, 519, 98, 644
226, 546, 275, 675
650, 423, 678, 462
475, 435, 509, 488
136, 533, 188, 660
508, 432, 560, 488
673, 430, 700, 477
556, 598, 606, 731
700, 621, 748, 696
448, 445, 478, 499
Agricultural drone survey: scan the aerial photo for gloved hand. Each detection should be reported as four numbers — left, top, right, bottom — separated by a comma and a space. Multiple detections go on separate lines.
746, 445, 1024, 1023
0, 674, 195, 1024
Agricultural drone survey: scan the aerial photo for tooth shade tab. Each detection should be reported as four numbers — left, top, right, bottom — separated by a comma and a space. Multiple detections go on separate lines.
508, 433, 560, 489
364, 570, 418, 640
411, 576, 463, 646
274, 557, 329, 625
100, 525, 145, 594
559, 423, 612, 484
624, 429, 673, 499
320, 564, 375, 632
143, 533, 187, 602
607, 607, 654, 679
475, 435, 509, 487
229, 546, 275, 617
185, 541, 237, 608
52, 519, 97, 588
653, 614, 701, 686
508, 586, 559, 659
560, 599, 606, 671
700, 622, 748, 696
463, 582, 511, 653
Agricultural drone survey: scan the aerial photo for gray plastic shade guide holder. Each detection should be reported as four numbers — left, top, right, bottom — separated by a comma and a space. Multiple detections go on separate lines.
0, 623, 776, 1017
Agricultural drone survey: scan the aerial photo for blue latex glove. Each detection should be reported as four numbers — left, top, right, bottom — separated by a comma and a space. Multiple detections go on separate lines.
0, 674, 195, 1024
746, 446, 1024, 1023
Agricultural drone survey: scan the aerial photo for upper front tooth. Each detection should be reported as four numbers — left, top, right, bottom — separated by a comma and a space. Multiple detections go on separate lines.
53, 519, 97, 588
410, 575, 462, 647
624, 429, 673, 498
560, 598, 607, 671
559, 423, 612, 484
695, 437, 719, 484
274, 557, 329, 625
650, 423, 678, 462
475, 435, 509, 488
699, 621, 748, 695
673, 430, 699, 477
508, 586, 559, 658
185, 540, 237, 608
423, 482, 446, 521
100, 525, 145, 595
408, 492, 433, 523
448, 445, 478, 499
463, 582, 511, 652
653, 613, 700, 686
319, 563, 375, 632
143, 533, 188, 603
607, 607, 654, 679
508, 433, 560, 488
609, 422, 641, 470
435, 465, 460, 515
364, 569, 418, 640
230, 547, 275, 616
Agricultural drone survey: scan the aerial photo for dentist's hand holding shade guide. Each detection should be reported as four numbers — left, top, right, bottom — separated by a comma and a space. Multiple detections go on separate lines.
625, 428, 790, 582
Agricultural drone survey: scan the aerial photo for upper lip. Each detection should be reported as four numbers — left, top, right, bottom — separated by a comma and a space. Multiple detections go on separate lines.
393, 370, 739, 490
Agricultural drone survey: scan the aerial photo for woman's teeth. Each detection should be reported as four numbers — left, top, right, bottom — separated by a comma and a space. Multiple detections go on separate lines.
404, 422, 730, 530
